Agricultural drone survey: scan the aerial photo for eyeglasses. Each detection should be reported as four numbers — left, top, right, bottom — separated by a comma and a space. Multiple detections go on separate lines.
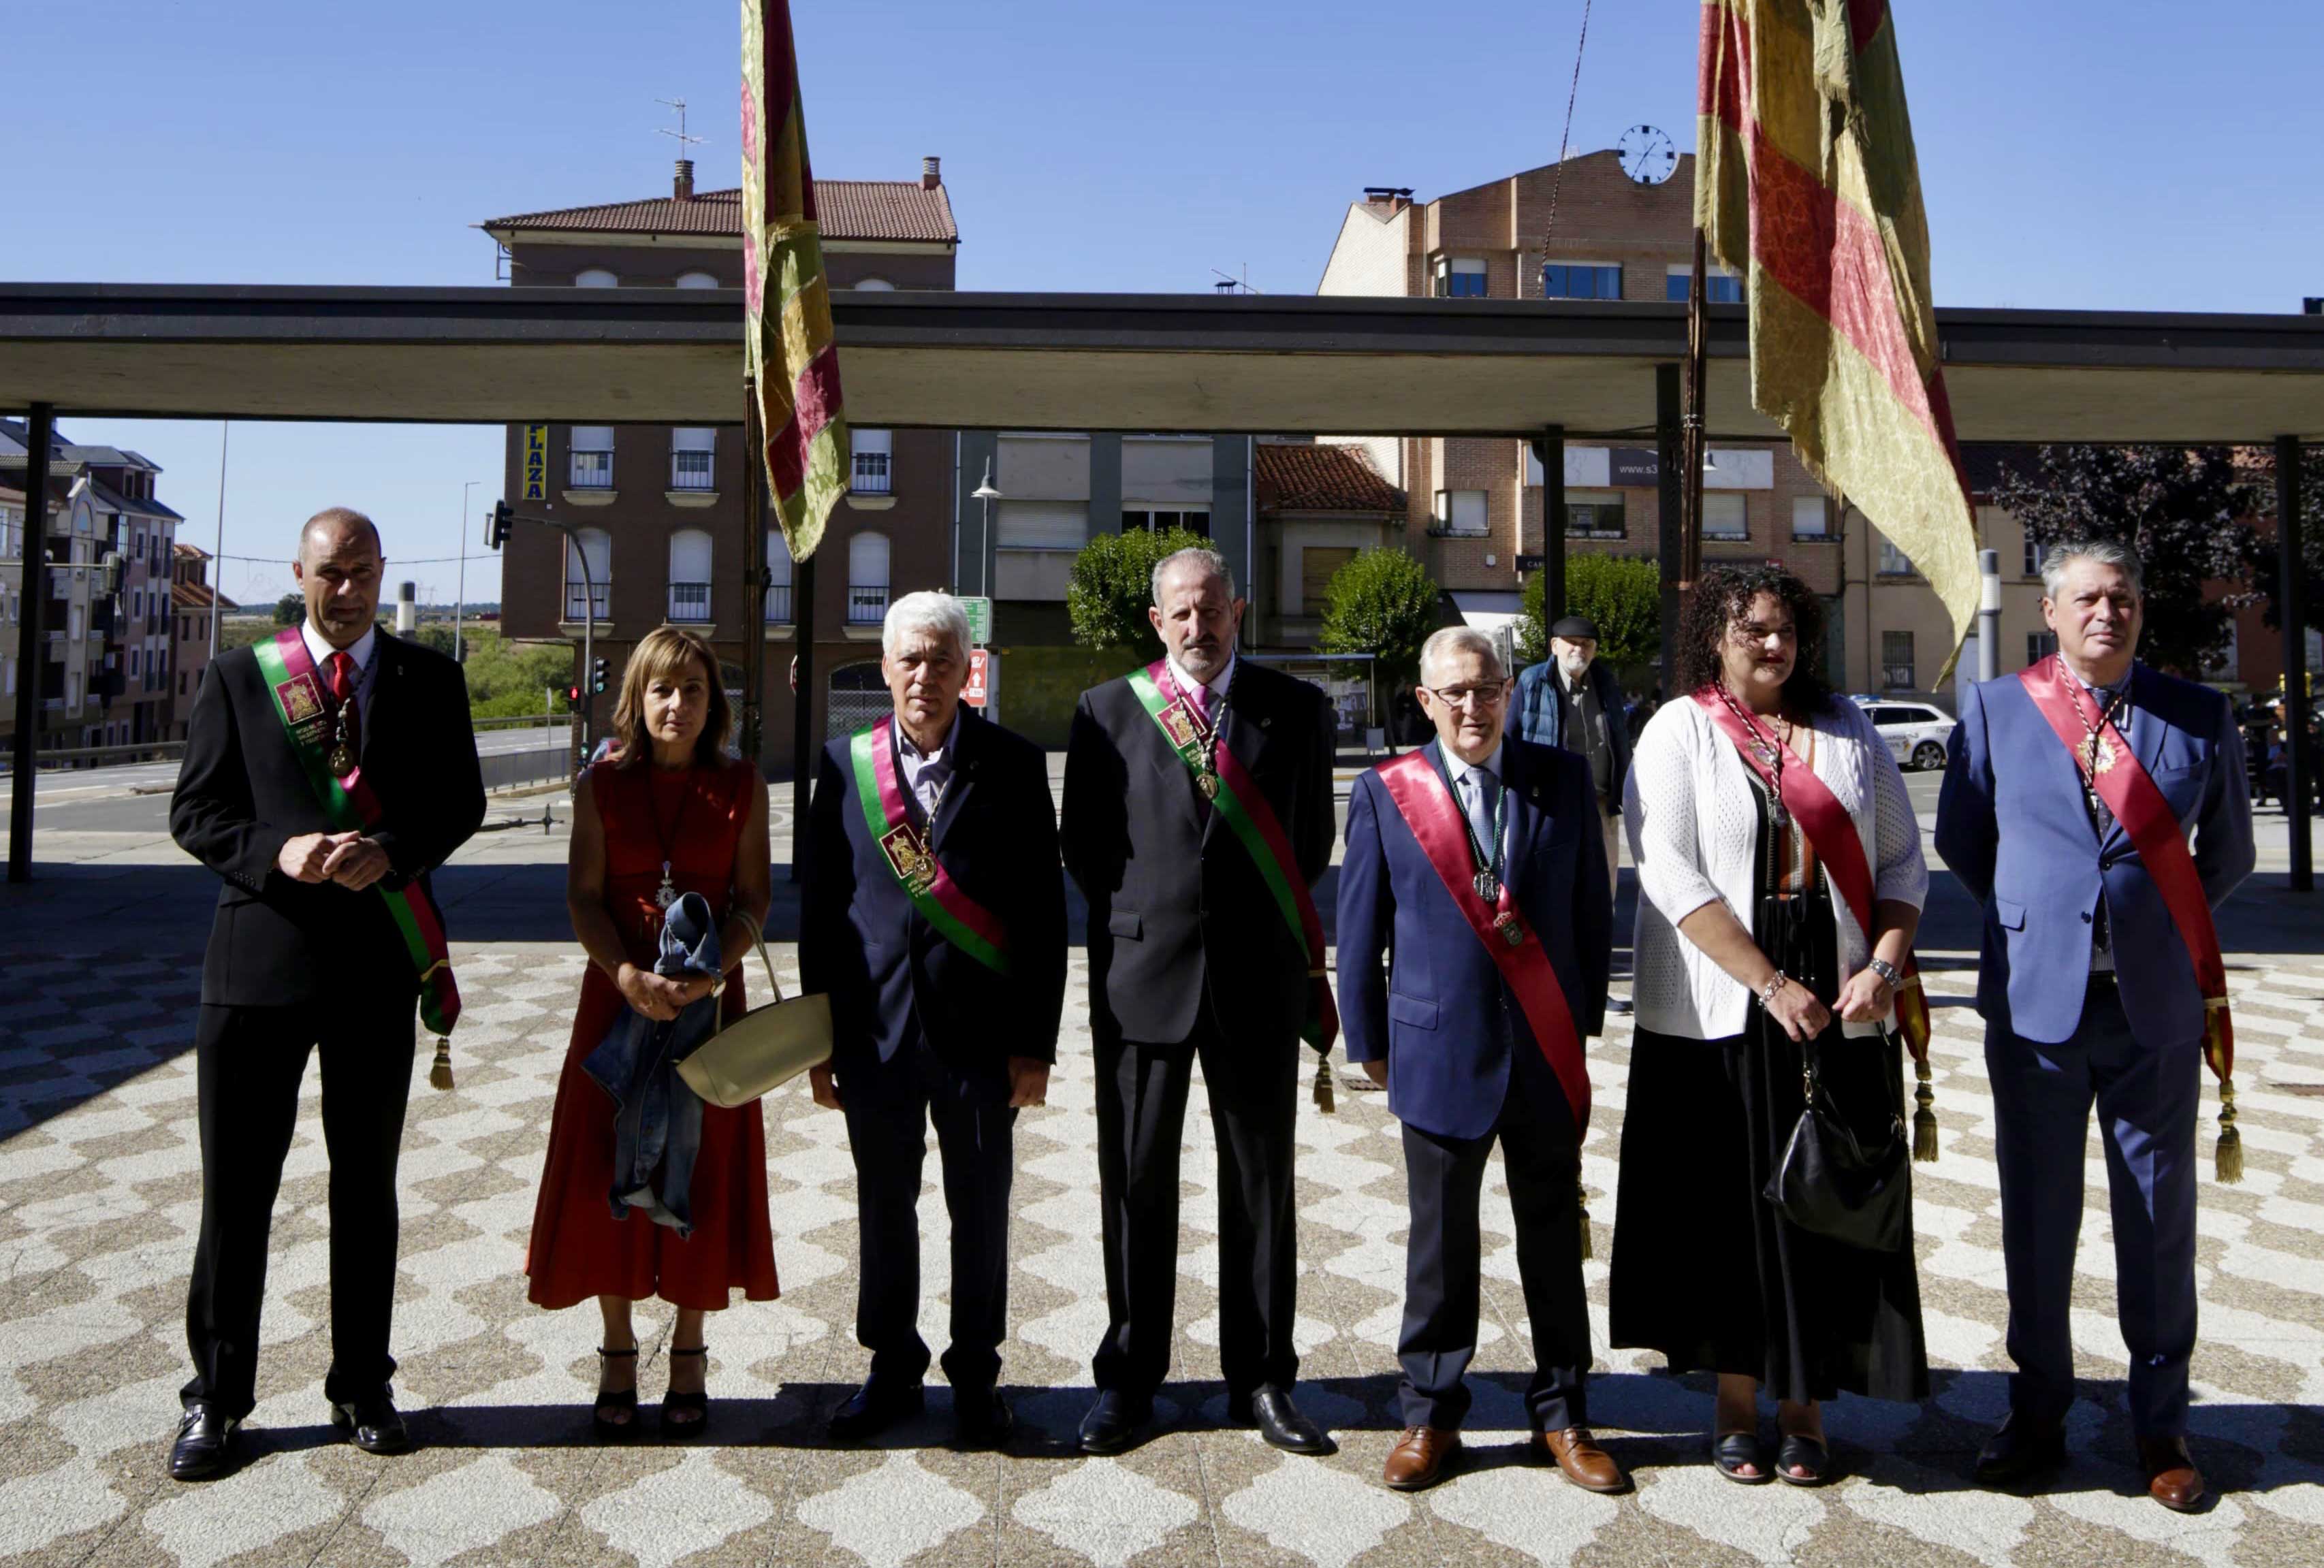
1421, 681, 1510, 709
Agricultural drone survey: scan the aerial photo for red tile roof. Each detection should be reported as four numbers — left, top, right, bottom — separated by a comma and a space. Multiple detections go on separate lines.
172, 580, 236, 612
481, 182, 957, 244
1255, 443, 1405, 513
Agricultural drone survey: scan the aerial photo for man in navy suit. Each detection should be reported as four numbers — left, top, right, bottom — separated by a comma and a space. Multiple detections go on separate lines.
802, 591, 1067, 1447
1337, 626, 1621, 1495
1937, 539, 2253, 1512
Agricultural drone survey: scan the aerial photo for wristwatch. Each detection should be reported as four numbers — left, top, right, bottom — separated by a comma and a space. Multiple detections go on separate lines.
1866, 956, 1902, 988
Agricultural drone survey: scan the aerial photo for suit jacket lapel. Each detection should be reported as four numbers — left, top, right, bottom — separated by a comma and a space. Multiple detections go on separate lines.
359, 633, 394, 771
1201, 665, 1273, 848
929, 712, 980, 848
2110, 662, 2169, 848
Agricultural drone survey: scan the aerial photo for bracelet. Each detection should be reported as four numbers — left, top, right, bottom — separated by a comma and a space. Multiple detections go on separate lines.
1757, 970, 1788, 1008
1866, 956, 1901, 988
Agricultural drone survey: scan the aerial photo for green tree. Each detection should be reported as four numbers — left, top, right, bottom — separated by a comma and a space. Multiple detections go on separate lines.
1516, 554, 1662, 670
1067, 526, 1213, 653
272, 593, 304, 626
1317, 547, 1441, 687
1993, 445, 2258, 677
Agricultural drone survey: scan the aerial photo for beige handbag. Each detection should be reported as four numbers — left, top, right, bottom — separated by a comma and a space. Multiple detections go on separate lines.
676, 933, 833, 1108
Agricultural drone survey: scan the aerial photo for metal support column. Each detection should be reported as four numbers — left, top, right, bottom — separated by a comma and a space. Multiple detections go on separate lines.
2280, 434, 2310, 891
1532, 424, 1567, 626
1655, 366, 1684, 687
790, 549, 816, 882
7, 404, 53, 883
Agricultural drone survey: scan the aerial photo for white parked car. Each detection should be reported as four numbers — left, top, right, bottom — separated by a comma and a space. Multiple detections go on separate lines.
1851, 697, 1958, 772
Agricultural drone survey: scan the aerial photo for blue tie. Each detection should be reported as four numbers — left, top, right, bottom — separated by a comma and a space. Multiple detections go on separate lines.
1463, 767, 1500, 863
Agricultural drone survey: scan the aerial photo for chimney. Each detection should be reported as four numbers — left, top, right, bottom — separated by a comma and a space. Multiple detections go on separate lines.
921, 155, 941, 191
673, 159, 695, 201
396, 581, 417, 634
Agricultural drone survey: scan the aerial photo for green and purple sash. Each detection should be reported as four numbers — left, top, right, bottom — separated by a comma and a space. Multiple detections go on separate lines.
851, 716, 1012, 975
1127, 660, 1339, 1053
251, 627, 460, 1036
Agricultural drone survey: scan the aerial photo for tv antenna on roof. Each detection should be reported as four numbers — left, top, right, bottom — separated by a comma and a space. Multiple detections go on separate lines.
656, 97, 705, 151
1210, 265, 1260, 295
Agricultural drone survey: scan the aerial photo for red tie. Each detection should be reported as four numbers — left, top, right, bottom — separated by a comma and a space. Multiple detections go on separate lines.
328, 650, 361, 754
1185, 677, 1210, 727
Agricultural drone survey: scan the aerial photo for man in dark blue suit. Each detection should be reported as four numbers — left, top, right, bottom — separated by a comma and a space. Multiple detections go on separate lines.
1936, 539, 2253, 1512
1337, 626, 1621, 1495
802, 592, 1066, 1447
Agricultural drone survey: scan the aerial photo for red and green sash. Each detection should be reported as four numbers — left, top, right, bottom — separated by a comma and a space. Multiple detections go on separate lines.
1374, 749, 1591, 1133
2018, 658, 2240, 1179
850, 716, 1011, 975
251, 628, 460, 1037
1126, 661, 1337, 1053
1693, 690, 1933, 1055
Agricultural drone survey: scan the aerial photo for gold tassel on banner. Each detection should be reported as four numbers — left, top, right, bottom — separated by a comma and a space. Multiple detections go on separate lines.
1312, 1055, 1336, 1115
429, 1036, 455, 1093
1911, 1055, 1938, 1163
1577, 1189, 1594, 1262
2215, 1077, 2243, 1185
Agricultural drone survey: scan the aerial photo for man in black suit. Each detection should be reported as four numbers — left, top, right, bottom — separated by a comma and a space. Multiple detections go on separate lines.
1062, 545, 1338, 1456
803, 591, 1067, 1447
167, 508, 484, 1479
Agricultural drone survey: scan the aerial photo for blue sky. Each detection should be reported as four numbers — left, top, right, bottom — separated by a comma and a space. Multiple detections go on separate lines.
4, 0, 2318, 609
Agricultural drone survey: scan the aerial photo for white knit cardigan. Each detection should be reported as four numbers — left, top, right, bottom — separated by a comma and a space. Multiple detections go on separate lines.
1622, 694, 1928, 1042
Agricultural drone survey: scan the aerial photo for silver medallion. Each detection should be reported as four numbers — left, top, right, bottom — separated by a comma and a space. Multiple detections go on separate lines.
654, 861, 678, 910
1473, 869, 1500, 903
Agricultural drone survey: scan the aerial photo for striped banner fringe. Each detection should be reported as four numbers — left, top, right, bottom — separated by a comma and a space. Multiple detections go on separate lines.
1698, 0, 1979, 677
742, 0, 848, 563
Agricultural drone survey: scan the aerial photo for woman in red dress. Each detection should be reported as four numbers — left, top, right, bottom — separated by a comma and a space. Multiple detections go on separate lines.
526, 627, 776, 1436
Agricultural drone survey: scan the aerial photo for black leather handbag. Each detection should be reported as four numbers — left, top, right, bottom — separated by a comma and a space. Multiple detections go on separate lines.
1763, 1034, 1913, 1253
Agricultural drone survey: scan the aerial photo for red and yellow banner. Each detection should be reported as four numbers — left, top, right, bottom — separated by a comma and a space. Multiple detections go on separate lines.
1698, 1, 1977, 670
742, 0, 847, 562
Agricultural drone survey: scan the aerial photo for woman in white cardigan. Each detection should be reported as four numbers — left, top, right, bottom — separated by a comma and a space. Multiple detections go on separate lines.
1612, 566, 1930, 1488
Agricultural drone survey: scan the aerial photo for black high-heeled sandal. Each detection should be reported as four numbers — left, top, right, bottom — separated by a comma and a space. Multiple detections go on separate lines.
662, 1345, 710, 1437
1713, 1430, 1773, 1484
593, 1347, 639, 1439
1775, 1432, 1831, 1486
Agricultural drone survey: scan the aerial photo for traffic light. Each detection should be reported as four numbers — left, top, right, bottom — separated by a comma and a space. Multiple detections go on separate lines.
484, 501, 513, 550
564, 684, 582, 711
590, 656, 610, 695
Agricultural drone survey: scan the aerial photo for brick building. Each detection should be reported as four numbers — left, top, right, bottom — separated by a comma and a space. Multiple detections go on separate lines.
169, 543, 234, 737
480, 159, 959, 770
0, 422, 186, 750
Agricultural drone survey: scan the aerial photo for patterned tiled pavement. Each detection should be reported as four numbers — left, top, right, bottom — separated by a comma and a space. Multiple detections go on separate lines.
3, 940, 2323, 1568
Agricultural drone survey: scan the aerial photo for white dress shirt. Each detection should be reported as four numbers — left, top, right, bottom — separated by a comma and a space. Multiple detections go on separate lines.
1165, 652, 1235, 723
895, 707, 962, 823
300, 620, 379, 731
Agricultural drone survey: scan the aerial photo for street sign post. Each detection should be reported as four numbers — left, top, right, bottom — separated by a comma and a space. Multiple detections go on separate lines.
964, 647, 996, 717
959, 596, 992, 647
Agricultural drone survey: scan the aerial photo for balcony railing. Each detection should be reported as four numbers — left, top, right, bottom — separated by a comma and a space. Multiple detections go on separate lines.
564, 583, 610, 621
847, 585, 890, 625
668, 582, 712, 623
671, 452, 715, 490
850, 453, 892, 496
763, 584, 793, 624
569, 451, 613, 489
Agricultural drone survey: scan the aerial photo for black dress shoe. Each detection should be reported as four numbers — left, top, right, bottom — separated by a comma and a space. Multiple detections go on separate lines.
168, 1405, 240, 1482
1973, 1414, 2067, 1487
953, 1388, 1015, 1448
1078, 1390, 1155, 1455
828, 1376, 925, 1442
1231, 1387, 1333, 1456
330, 1395, 412, 1456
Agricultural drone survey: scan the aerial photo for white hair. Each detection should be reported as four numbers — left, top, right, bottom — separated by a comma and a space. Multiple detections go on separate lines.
2040, 537, 2145, 601
880, 590, 972, 660
1418, 626, 1505, 686
1150, 545, 1236, 606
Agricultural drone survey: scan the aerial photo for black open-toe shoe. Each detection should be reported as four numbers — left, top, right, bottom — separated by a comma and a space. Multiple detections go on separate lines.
662, 1346, 709, 1438
1775, 1432, 1831, 1486
594, 1347, 639, 1440
1714, 1430, 1774, 1484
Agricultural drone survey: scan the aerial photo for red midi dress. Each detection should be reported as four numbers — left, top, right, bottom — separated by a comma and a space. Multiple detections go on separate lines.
524, 755, 781, 1311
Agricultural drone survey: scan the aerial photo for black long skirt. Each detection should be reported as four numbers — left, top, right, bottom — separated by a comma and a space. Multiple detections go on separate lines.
1608, 886, 1930, 1405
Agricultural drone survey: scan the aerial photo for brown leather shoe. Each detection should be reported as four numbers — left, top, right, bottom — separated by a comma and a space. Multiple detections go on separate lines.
2138, 1436, 2207, 1513
1383, 1426, 1459, 1492
1537, 1426, 1629, 1493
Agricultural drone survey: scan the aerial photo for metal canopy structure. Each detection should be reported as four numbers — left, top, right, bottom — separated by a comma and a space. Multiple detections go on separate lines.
4, 284, 2324, 443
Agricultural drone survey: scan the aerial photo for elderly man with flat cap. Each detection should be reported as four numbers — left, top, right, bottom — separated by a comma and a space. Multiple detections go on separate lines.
1514, 616, 1631, 999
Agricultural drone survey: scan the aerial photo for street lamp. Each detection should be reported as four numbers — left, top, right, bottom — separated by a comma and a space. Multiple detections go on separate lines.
970, 460, 1002, 593
456, 480, 479, 663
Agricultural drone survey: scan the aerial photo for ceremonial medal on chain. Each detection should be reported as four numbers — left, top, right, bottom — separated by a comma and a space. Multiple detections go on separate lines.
1196, 769, 1220, 799
654, 861, 678, 910
643, 772, 695, 925
2080, 733, 2118, 777
1473, 869, 1500, 903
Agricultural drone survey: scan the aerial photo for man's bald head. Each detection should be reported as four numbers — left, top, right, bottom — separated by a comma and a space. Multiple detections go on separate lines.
300, 507, 382, 565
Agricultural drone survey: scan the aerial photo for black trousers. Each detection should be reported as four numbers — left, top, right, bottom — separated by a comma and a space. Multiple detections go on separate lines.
1398, 1042, 1591, 1433
183, 1000, 416, 1418
1092, 1006, 1300, 1398
842, 1043, 1017, 1392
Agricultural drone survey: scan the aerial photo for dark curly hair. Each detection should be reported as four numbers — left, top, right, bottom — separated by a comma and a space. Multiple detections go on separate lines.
1673, 564, 1837, 718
